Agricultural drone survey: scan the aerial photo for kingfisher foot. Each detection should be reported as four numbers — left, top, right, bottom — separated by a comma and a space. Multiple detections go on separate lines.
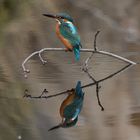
65, 48, 73, 52
68, 49, 73, 52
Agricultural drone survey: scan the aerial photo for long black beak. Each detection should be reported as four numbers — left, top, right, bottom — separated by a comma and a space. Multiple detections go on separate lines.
43, 14, 57, 19
48, 124, 61, 131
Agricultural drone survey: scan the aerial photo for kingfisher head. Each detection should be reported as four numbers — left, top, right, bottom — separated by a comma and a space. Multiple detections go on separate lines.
43, 13, 74, 23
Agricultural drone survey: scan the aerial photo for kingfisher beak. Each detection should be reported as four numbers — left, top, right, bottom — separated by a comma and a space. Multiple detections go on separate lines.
48, 124, 61, 131
43, 14, 57, 19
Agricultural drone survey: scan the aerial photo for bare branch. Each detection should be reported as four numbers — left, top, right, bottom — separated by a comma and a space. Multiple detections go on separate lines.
82, 63, 132, 89
22, 31, 137, 109
94, 30, 100, 51
23, 89, 49, 99
83, 66, 104, 111
96, 83, 104, 111
22, 48, 136, 78
23, 88, 74, 99
38, 52, 47, 64
83, 68, 96, 82
27, 63, 132, 99
82, 31, 104, 111
22, 30, 137, 112
82, 31, 100, 71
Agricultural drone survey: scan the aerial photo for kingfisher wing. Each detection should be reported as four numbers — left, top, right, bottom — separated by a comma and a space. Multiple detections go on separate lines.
63, 95, 84, 120
63, 104, 81, 120
60, 91, 75, 118
59, 22, 82, 48
62, 81, 84, 120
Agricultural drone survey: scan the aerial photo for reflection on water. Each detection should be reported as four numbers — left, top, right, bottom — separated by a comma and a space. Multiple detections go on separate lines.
0, 0, 140, 140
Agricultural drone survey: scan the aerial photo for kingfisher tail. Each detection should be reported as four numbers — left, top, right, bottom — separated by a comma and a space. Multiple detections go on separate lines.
73, 46, 80, 61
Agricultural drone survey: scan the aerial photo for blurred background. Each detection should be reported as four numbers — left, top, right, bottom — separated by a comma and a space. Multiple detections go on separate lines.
0, 0, 140, 140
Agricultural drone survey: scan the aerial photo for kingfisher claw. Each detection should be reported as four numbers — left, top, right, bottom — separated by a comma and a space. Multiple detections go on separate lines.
65, 48, 72, 52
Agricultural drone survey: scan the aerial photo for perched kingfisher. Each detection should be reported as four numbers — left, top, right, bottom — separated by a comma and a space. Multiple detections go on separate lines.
48, 81, 84, 131
43, 13, 82, 60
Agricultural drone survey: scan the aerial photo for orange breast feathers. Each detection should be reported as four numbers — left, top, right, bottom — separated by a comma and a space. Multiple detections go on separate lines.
59, 90, 75, 118
56, 24, 73, 50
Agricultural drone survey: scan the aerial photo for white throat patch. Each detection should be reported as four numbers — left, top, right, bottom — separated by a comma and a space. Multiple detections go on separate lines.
56, 19, 61, 25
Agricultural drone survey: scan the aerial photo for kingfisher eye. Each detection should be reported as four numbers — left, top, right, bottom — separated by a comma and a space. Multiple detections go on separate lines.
63, 19, 67, 22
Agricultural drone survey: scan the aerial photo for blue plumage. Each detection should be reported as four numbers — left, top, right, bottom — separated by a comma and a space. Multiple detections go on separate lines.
48, 81, 84, 131
59, 20, 82, 60
63, 81, 84, 122
73, 46, 80, 60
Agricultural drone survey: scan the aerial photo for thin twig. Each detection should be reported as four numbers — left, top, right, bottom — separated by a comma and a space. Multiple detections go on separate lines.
82, 63, 132, 89
82, 31, 100, 71
23, 89, 48, 99
39, 52, 47, 64
83, 66, 104, 111
83, 68, 96, 82
96, 83, 104, 111
23, 89, 74, 99
82, 31, 104, 111
82, 31, 100, 80
94, 30, 100, 51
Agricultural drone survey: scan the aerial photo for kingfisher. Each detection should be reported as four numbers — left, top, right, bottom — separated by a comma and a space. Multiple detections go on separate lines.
43, 13, 82, 60
48, 81, 84, 131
